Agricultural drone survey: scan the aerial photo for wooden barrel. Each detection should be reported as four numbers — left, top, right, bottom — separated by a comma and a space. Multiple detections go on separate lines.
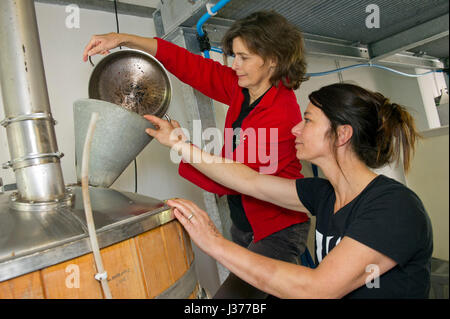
0, 187, 198, 299
0, 219, 197, 299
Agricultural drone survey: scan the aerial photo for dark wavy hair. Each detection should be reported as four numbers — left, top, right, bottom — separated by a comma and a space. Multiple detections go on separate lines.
222, 10, 308, 90
309, 83, 420, 173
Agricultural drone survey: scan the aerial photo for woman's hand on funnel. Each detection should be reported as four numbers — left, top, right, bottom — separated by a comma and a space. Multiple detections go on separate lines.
144, 115, 187, 148
83, 33, 121, 62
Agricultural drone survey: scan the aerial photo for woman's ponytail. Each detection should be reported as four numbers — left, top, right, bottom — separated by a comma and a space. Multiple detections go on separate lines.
376, 98, 420, 173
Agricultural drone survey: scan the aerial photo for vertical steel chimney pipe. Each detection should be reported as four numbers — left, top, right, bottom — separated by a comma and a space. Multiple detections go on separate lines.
0, 0, 65, 202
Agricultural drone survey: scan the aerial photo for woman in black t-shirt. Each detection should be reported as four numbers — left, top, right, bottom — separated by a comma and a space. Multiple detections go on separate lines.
146, 83, 433, 298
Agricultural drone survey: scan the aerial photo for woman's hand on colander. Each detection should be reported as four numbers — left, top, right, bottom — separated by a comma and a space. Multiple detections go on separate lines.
83, 33, 158, 61
83, 33, 121, 62
144, 114, 187, 148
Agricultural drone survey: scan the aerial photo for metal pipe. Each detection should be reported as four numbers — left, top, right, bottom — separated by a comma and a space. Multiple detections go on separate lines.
0, 0, 65, 202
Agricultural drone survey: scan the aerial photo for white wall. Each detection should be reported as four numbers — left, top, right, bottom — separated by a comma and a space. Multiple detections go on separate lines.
416, 68, 446, 129
406, 127, 449, 261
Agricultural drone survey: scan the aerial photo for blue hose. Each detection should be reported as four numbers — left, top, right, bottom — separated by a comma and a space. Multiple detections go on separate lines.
196, 0, 231, 58
196, 13, 210, 37
210, 46, 223, 53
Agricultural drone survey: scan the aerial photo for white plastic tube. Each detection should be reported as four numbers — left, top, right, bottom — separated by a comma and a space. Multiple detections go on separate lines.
81, 112, 112, 299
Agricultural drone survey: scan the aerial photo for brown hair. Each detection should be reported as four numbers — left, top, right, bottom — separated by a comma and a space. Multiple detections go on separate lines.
222, 10, 308, 90
308, 83, 420, 173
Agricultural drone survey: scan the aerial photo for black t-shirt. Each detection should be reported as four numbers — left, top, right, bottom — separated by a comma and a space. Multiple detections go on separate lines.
227, 88, 269, 232
296, 175, 433, 298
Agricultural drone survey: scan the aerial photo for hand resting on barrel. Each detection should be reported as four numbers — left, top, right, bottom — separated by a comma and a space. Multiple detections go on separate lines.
167, 198, 224, 255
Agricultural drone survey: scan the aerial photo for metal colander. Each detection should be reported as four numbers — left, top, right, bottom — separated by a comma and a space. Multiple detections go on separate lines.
88, 49, 171, 117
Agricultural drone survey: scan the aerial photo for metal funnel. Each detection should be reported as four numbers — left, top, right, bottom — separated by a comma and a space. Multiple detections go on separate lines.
74, 98, 155, 188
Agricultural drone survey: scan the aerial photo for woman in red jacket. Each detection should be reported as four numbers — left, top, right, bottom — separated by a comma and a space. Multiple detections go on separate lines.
83, 11, 310, 298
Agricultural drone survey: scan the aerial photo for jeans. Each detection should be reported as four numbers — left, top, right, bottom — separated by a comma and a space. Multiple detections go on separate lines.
213, 220, 311, 299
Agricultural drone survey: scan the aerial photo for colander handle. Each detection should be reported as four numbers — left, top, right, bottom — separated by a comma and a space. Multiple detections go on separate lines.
89, 54, 107, 67
88, 56, 96, 67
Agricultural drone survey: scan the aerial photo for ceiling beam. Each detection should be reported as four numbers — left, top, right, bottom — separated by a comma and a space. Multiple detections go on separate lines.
200, 23, 443, 69
34, 0, 156, 18
369, 14, 449, 62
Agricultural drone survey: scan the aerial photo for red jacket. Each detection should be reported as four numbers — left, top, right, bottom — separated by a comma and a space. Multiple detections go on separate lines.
155, 38, 309, 241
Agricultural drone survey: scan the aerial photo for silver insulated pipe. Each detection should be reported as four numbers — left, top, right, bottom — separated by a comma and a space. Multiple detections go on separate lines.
0, 0, 65, 202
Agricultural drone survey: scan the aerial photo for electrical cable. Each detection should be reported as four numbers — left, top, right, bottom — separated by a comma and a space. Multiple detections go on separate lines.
201, 46, 443, 79
306, 63, 444, 78
114, 0, 122, 49
134, 159, 138, 194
